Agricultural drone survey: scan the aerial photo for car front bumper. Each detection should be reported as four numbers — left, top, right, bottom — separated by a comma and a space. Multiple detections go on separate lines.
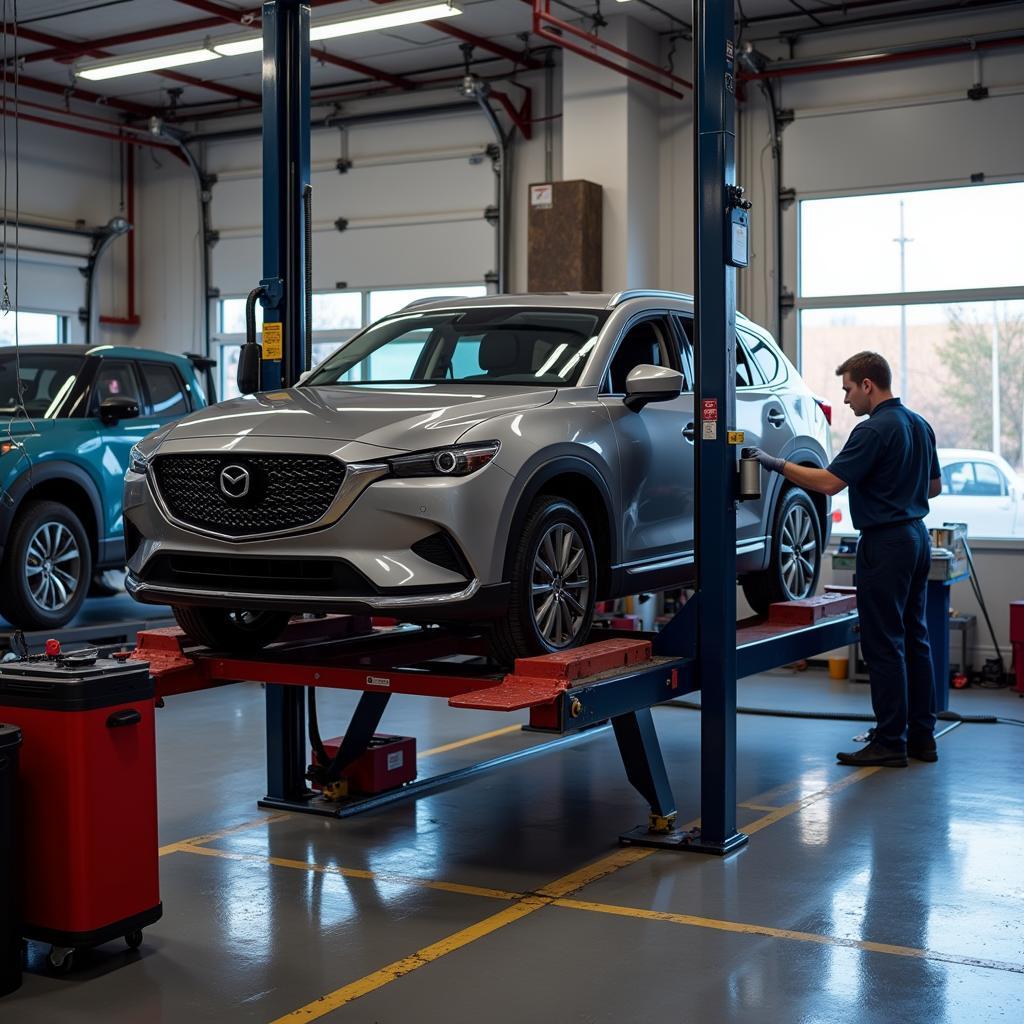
124, 435, 517, 620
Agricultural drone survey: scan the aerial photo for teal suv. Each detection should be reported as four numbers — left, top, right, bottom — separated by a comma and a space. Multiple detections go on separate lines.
0, 344, 213, 630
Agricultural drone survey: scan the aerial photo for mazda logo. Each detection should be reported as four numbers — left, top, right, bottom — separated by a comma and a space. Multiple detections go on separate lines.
219, 464, 251, 499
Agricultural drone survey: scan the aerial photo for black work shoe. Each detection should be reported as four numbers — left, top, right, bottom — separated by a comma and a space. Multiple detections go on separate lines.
907, 739, 938, 763
836, 741, 908, 767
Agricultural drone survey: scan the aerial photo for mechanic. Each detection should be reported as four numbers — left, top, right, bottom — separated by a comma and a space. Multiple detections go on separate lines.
751, 351, 942, 768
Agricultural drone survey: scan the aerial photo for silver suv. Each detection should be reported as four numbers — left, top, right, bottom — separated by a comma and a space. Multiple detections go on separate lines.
124, 292, 832, 660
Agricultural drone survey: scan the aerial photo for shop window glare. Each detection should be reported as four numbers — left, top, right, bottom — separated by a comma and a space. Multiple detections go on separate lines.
799, 182, 1024, 298
0, 311, 65, 345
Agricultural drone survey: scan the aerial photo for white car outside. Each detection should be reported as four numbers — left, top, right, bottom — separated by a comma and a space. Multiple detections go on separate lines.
830, 448, 1024, 538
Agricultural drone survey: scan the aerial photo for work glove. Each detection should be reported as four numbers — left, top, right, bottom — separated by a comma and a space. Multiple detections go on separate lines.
748, 447, 786, 473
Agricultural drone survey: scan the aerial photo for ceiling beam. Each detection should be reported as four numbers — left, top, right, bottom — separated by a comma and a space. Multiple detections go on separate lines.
23, 17, 227, 64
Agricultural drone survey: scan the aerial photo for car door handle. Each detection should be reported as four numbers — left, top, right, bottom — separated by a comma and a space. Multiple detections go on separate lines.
683, 422, 695, 443
767, 407, 786, 427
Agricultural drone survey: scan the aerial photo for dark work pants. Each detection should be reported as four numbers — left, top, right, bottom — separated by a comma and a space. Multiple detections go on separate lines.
856, 520, 936, 750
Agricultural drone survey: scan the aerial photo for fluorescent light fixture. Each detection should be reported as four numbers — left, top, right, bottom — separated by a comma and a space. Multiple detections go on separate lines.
78, 46, 220, 81
212, 37, 262, 57
78, 2, 461, 81
310, 2, 461, 42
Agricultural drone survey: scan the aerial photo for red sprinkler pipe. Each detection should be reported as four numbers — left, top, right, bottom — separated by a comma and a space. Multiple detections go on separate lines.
531, 0, 691, 98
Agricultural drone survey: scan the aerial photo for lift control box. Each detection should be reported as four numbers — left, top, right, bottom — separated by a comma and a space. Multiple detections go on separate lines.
312, 734, 416, 795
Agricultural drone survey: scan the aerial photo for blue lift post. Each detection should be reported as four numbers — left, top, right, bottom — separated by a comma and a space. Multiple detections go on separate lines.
691, 0, 746, 854
260, 0, 314, 807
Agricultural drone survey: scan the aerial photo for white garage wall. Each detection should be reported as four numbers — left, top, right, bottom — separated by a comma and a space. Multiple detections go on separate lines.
0, 116, 129, 343
137, 73, 558, 355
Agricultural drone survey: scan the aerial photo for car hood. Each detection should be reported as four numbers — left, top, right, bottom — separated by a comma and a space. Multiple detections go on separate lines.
161, 383, 558, 451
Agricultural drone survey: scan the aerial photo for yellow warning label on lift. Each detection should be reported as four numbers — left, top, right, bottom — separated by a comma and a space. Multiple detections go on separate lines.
728, 431, 745, 444
262, 322, 283, 360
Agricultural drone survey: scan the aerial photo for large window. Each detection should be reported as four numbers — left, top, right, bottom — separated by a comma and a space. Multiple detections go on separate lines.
798, 182, 1024, 539
0, 310, 66, 346
215, 284, 488, 400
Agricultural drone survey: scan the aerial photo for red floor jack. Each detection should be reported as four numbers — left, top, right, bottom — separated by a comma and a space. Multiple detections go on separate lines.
0, 643, 161, 973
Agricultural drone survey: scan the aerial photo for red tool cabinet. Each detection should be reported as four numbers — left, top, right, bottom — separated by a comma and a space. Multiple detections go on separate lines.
0, 656, 161, 970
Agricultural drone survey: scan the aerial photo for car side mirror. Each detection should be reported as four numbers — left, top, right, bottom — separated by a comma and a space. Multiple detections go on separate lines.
297, 369, 312, 385
624, 365, 684, 411
99, 396, 140, 424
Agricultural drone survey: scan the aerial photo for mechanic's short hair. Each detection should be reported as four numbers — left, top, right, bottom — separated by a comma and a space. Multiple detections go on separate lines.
835, 351, 892, 391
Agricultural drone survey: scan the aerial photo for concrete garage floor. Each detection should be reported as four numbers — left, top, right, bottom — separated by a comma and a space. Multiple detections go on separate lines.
6, 665, 1024, 1023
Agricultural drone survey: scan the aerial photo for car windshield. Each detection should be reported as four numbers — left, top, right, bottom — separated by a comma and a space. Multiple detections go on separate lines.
0, 351, 82, 418
305, 307, 607, 388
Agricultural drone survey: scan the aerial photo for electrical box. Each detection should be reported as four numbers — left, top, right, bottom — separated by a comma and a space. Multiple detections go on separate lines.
528, 179, 603, 291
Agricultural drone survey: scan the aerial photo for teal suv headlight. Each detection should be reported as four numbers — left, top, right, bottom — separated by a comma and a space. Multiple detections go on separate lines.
388, 441, 500, 479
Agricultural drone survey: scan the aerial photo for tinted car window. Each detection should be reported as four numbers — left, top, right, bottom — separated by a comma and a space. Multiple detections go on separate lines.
90, 359, 143, 416
745, 332, 782, 384
606, 317, 675, 393
140, 362, 190, 417
736, 336, 761, 387
0, 352, 81, 418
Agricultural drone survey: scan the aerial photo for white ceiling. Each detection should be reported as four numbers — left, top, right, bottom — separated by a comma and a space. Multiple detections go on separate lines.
9, 1, 1011, 118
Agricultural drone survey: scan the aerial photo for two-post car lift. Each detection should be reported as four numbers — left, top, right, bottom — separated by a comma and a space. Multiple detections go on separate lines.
126, 0, 861, 856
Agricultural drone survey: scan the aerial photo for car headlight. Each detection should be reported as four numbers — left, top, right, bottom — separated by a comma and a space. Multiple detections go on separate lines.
128, 442, 152, 475
389, 441, 500, 478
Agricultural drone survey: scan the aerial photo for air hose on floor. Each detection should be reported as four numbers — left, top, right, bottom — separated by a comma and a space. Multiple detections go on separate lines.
665, 699, 1024, 728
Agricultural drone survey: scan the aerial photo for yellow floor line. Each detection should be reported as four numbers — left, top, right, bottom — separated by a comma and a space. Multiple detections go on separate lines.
552, 897, 1024, 976
159, 811, 291, 857
742, 766, 881, 835
269, 846, 654, 1024
737, 802, 782, 812
177, 843, 522, 902
418, 723, 522, 759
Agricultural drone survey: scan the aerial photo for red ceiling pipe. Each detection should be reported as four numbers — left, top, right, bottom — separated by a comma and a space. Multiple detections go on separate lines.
100, 143, 140, 328
8, 16, 258, 104
11, 70, 154, 116
24, 17, 227, 63
0, 105, 184, 159
530, 0, 691, 98
489, 88, 533, 141
739, 32, 1024, 81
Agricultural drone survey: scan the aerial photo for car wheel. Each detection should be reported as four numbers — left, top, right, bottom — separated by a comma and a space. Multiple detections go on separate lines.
741, 487, 822, 615
172, 606, 291, 653
0, 500, 92, 630
490, 495, 596, 664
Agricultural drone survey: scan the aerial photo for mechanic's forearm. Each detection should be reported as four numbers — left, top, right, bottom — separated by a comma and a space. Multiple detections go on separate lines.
780, 461, 844, 496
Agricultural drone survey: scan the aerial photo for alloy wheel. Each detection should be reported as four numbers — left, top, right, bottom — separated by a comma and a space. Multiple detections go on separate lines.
24, 521, 82, 612
778, 504, 817, 599
531, 522, 591, 648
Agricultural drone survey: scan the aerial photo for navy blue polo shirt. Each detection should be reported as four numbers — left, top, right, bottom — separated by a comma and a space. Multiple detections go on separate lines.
828, 398, 940, 530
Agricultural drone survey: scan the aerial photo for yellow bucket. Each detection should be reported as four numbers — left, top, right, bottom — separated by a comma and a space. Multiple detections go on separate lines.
828, 657, 849, 680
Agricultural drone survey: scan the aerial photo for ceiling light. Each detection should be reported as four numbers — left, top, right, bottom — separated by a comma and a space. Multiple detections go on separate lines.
310, 2, 461, 42
214, 3, 462, 56
77, 2, 461, 81
77, 46, 220, 81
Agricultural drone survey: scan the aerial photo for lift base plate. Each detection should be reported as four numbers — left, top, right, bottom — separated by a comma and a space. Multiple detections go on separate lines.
619, 825, 749, 856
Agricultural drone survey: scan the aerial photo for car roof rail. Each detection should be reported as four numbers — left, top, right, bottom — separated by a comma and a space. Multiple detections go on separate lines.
400, 295, 473, 312
606, 289, 694, 308
184, 351, 217, 369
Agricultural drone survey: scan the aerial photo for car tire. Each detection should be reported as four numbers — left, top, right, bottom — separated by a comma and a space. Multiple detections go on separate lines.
172, 606, 291, 653
490, 495, 597, 665
0, 500, 92, 630
741, 486, 822, 615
